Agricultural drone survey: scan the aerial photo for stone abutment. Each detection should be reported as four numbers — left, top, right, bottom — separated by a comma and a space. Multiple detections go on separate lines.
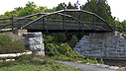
74, 32, 126, 59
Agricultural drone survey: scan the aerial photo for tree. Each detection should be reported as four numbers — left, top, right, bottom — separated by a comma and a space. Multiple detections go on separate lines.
55, 2, 78, 11
81, 0, 114, 24
67, 2, 77, 9
4, 12, 12, 17
18, 1, 38, 17
55, 3, 67, 11
14, 7, 23, 12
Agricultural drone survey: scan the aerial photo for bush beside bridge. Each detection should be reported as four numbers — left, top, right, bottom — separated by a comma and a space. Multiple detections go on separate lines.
43, 33, 103, 64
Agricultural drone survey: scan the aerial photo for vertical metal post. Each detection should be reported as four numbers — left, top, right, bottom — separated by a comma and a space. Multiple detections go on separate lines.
79, 11, 82, 30
93, 16, 95, 30
63, 11, 66, 30
43, 17, 45, 30
12, 15, 14, 31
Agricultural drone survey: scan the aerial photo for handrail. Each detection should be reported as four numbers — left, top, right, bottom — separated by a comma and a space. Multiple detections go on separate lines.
0, 16, 14, 31
0, 17, 12, 20
1, 13, 48, 28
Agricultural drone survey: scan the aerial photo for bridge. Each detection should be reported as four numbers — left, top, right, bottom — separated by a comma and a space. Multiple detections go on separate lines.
1, 9, 126, 59
0, 9, 116, 32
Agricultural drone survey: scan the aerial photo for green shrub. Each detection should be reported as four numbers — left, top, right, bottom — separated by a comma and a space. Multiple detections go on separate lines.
53, 33, 67, 42
69, 35, 78, 48
71, 52, 85, 59
99, 59, 104, 64
59, 43, 73, 56
83, 60, 88, 63
47, 36, 54, 42
0, 34, 25, 54
0, 34, 12, 46
43, 33, 99, 64
45, 43, 60, 56
85, 58, 98, 64
44, 35, 54, 43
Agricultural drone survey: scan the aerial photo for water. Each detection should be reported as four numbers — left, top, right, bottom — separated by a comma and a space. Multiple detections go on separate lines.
103, 59, 126, 66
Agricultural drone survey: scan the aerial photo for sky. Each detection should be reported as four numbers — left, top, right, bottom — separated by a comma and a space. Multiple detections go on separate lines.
0, 0, 126, 22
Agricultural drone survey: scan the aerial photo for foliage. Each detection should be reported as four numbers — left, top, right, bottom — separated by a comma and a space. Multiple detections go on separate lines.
81, 0, 115, 24
0, 1, 53, 18
67, 2, 78, 9
86, 58, 98, 64
105, 66, 110, 68
43, 33, 101, 64
0, 34, 25, 53
55, 3, 67, 11
0, 55, 83, 71
69, 35, 78, 48
59, 43, 73, 55
55, 2, 77, 11
43, 35, 54, 43
45, 43, 60, 56
99, 59, 104, 64
45, 42, 99, 64
18, 1, 37, 17
0, 1, 116, 27
52, 33, 67, 43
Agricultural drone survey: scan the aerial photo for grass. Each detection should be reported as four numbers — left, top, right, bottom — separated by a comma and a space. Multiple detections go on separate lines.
0, 34, 26, 54
0, 64, 82, 71
0, 55, 83, 71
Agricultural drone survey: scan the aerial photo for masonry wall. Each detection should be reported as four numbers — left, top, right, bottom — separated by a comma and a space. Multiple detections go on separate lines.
23, 32, 45, 56
73, 32, 126, 58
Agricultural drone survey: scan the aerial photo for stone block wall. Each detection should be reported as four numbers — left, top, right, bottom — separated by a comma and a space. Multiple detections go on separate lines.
73, 32, 126, 58
23, 32, 45, 56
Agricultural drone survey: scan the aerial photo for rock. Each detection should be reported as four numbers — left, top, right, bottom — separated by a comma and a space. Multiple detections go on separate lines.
86, 63, 90, 65
76, 61, 83, 63
110, 66, 120, 70
120, 67, 125, 70
6, 59, 15, 62
23, 32, 45, 56
35, 51, 45, 56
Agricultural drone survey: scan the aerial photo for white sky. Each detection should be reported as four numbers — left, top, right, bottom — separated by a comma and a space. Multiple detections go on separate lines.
0, 0, 125, 22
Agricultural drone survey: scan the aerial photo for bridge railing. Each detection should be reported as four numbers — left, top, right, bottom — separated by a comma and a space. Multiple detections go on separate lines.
0, 16, 14, 31
13, 18, 109, 32
0, 9, 116, 32
15, 9, 112, 32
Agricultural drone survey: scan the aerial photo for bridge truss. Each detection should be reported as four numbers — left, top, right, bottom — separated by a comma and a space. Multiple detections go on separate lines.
0, 9, 114, 32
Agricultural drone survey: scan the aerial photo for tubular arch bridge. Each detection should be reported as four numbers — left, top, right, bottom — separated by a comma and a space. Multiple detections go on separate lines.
0, 9, 116, 32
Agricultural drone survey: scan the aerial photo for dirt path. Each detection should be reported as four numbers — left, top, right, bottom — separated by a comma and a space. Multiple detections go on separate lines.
56, 61, 122, 71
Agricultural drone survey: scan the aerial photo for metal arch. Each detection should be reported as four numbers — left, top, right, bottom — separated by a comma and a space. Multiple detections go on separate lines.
21, 9, 86, 29
57, 13, 90, 29
21, 9, 113, 31
64, 9, 113, 31
17, 12, 49, 20
1, 13, 48, 28
21, 10, 65, 29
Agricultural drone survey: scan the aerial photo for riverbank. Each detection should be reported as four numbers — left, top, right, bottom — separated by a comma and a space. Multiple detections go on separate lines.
56, 60, 125, 71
